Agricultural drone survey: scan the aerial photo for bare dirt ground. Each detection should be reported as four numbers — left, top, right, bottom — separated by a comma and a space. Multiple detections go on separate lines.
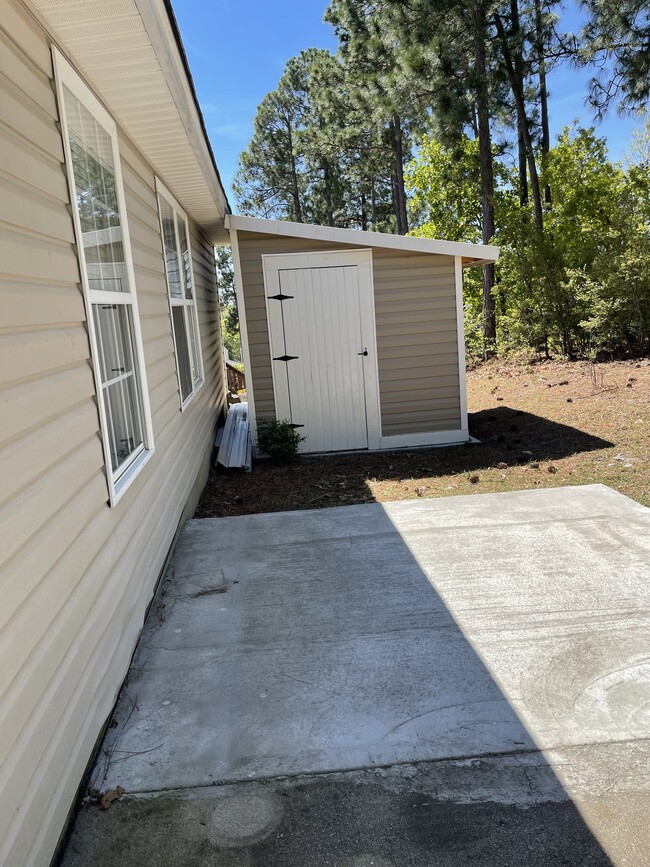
195, 359, 649, 518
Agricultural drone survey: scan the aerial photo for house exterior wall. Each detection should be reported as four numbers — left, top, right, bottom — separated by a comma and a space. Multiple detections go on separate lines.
235, 230, 462, 440
0, 2, 226, 864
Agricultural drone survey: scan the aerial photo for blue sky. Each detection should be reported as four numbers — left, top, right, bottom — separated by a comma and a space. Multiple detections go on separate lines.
172, 0, 645, 207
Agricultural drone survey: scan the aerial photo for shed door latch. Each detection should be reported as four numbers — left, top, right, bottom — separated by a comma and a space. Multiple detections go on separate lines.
358, 348, 368, 356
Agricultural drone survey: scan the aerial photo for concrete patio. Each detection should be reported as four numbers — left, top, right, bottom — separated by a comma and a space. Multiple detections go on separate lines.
61, 484, 650, 865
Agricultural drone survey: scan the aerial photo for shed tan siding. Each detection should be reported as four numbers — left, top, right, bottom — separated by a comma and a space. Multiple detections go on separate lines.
373, 252, 460, 435
236, 230, 461, 438
0, 3, 226, 865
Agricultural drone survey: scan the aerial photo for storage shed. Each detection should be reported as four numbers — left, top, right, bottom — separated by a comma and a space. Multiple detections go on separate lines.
227, 215, 499, 453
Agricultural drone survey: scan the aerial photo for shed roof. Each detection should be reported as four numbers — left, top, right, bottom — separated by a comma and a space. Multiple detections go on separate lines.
225, 215, 499, 267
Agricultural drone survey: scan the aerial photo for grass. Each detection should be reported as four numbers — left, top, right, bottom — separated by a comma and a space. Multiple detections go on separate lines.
195, 359, 649, 518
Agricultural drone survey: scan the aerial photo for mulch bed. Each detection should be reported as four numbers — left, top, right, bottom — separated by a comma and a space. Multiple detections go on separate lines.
195, 359, 650, 518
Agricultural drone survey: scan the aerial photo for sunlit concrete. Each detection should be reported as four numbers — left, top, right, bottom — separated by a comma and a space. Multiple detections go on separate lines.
64, 484, 650, 865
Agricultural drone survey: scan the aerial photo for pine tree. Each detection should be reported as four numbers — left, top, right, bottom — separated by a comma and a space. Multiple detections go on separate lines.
324, 0, 425, 234
581, 0, 650, 113
233, 62, 310, 221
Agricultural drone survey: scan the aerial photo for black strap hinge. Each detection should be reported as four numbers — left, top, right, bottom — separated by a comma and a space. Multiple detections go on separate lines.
289, 423, 305, 429
268, 293, 294, 301
273, 354, 299, 362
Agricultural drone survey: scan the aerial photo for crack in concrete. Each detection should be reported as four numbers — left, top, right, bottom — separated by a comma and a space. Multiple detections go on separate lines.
109, 734, 650, 798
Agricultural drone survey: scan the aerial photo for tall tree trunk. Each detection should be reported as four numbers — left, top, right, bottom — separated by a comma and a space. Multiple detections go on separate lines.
472, 2, 497, 347
322, 159, 334, 226
534, 0, 552, 204
510, 0, 528, 205
494, 12, 544, 232
360, 189, 368, 231
286, 123, 302, 223
517, 122, 528, 205
389, 113, 409, 235
370, 176, 377, 227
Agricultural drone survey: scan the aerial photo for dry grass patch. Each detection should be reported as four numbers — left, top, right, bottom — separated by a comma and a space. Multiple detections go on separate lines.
195, 359, 649, 518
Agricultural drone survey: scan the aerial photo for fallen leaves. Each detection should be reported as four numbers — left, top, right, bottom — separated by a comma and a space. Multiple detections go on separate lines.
100, 787, 124, 810
87, 786, 125, 811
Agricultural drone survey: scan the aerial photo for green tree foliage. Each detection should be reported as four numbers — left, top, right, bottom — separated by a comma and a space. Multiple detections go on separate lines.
233, 59, 310, 221
406, 135, 497, 360
406, 137, 484, 244
215, 246, 241, 361
216, 245, 235, 307
233, 0, 649, 357
408, 125, 650, 357
325, 0, 428, 234
234, 48, 399, 230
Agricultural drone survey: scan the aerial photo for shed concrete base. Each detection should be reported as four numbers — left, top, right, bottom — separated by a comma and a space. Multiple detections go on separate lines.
61, 485, 650, 865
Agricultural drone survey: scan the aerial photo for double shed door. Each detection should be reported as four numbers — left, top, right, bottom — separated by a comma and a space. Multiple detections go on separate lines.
263, 250, 380, 454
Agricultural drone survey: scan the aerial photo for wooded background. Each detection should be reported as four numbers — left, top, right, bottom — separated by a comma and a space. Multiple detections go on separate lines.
223, 0, 649, 360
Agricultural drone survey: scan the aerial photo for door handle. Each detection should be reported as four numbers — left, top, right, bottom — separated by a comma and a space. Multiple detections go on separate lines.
358, 349, 368, 356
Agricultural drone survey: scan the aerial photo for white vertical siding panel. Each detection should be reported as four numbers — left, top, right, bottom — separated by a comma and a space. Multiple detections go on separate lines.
273, 264, 368, 453
305, 270, 327, 452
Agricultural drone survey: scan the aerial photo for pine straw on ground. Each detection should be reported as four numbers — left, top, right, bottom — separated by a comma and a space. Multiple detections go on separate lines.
195, 359, 650, 518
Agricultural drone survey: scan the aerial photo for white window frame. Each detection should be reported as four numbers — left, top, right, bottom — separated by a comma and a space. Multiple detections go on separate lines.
53, 47, 154, 506
155, 178, 204, 410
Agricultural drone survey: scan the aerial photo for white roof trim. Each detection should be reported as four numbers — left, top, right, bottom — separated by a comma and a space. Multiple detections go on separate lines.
135, 0, 229, 218
225, 215, 499, 266
31, 0, 229, 236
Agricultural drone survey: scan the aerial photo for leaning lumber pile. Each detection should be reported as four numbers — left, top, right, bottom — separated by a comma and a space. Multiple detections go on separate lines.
215, 402, 252, 470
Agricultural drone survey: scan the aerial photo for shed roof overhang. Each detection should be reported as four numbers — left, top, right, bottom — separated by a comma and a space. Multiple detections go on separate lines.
30, 0, 230, 239
225, 215, 499, 267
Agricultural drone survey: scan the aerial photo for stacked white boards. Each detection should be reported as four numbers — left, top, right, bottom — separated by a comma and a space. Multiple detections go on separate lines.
216, 402, 252, 470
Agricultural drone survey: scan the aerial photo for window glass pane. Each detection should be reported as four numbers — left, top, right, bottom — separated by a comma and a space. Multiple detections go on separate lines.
156, 189, 203, 405
159, 197, 182, 298
92, 304, 135, 384
172, 306, 193, 400
103, 375, 144, 474
62, 86, 127, 292
186, 306, 202, 386
176, 214, 193, 299
92, 303, 145, 474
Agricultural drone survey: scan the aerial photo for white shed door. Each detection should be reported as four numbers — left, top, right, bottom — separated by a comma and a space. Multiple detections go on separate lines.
269, 264, 369, 453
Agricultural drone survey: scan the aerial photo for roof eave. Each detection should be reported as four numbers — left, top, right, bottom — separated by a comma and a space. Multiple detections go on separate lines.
159, 0, 231, 216
224, 215, 499, 265
30, 0, 230, 234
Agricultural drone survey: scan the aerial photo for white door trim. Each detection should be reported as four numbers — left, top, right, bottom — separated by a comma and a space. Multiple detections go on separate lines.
229, 228, 258, 444
262, 249, 382, 451
454, 256, 469, 435
380, 429, 469, 449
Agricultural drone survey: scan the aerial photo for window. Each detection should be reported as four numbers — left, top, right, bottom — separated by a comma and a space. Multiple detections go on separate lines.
53, 49, 154, 504
156, 180, 204, 408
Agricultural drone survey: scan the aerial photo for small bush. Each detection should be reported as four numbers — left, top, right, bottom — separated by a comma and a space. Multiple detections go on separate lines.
257, 418, 305, 461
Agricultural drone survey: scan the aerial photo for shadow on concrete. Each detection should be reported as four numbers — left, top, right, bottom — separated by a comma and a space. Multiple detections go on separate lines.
56, 487, 641, 865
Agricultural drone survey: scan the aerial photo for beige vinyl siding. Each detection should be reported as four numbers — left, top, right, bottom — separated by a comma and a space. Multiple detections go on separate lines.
0, 3, 226, 865
235, 231, 461, 437
373, 252, 460, 435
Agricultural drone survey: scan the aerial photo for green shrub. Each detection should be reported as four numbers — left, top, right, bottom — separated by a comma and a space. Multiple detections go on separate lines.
257, 419, 305, 461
